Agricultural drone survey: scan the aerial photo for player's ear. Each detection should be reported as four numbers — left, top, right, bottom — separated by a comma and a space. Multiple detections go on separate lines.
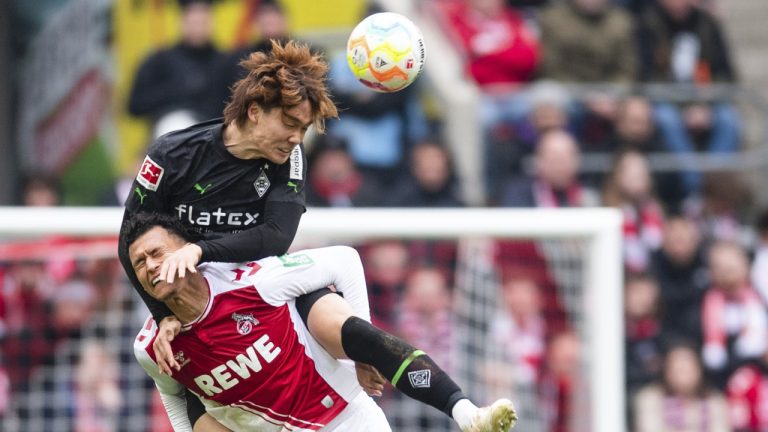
247, 103, 260, 124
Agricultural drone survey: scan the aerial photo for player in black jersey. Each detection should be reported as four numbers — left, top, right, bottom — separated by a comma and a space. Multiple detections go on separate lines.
119, 40, 338, 429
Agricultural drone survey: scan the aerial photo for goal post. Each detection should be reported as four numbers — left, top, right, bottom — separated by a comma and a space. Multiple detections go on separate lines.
0, 206, 624, 432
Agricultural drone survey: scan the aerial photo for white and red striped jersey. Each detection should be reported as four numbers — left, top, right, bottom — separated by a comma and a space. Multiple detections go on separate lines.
134, 246, 378, 431
727, 364, 768, 431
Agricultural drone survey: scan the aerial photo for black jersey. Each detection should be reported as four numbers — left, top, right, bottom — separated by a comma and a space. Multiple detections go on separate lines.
125, 118, 306, 243
119, 118, 307, 321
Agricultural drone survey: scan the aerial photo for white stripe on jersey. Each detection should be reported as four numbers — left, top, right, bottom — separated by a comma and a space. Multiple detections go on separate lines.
236, 400, 326, 428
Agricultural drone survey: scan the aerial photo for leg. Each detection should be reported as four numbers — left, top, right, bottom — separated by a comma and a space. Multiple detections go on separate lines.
708, 103, 742, 153
192, 414, 232, 432
653, 102, 700, 195
299, 291, 517, 431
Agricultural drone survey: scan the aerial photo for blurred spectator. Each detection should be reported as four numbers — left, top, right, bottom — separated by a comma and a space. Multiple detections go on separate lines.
539, 0, 636, 83
750, 208, 768, 305
486, 81, 571, 199
726, 351, 768, 432
609, 95, 691, 207
1, 261, 56, 390
82, 258, 123, 313
538, 0, 636, 151
625, 273, 664, 398
638, 0, 735, 84
362, 240, 410, 332
651, 215, 708, 343
74, 340, 122, 432
0, 366, 8, 417
684, 171, 751, 244
398, 266, 454, 372
128, 0, 224, 137
539, 331, 581, 432
51, 279, 96, 336
444, 0, 539, 90
634, 341, 731, 432
306, 146, 380, 207
602, 149, 665, 272
499, 129, 599, 208
611, 96, 661, 153
442, 0, 539, 135
213, 0, 291, 108
21, 173, 60, 206
638, 0, 741, 198
701, 242, 768, 384
327, 4, 429, 190
489, 276, 546, 388
386, 139, 466, 207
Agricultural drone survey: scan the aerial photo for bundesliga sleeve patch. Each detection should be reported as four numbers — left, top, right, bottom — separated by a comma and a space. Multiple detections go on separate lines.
137, 155, 165, 191
289, 146, 303, 180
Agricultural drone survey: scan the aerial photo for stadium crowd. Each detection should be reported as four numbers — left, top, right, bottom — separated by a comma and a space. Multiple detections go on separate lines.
3, 0, 767, 431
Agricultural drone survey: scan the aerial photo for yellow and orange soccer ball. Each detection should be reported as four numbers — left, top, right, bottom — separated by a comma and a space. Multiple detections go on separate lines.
346, 12, 426, 93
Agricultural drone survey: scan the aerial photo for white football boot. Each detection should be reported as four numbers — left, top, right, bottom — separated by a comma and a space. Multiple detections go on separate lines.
461, 398, 517, 432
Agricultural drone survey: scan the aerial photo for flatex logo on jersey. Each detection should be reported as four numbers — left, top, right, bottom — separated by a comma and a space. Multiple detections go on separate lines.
174, 204, 259, 227
232, 312, 259, 335
136, 155, 164, 191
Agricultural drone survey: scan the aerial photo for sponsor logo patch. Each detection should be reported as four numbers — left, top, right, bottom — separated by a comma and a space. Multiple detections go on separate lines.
407, 370, 431, 388
137, 155, 164, 191
289, 146, 303, 180
134, 187, 147, 204
253, 169, 270, 197
174, 350, 191, 369
278, 253, 314, 267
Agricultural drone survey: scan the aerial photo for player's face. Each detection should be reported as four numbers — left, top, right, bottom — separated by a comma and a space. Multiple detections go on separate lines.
247, 99, 312, 164
128, 227, 185, 301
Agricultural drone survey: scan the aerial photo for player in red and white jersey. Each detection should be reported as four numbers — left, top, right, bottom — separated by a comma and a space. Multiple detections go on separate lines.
126, 212, 518, 432
134, 247, 388, 431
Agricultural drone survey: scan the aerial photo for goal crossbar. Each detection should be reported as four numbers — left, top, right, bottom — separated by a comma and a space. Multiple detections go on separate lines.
0, 206, 625, 432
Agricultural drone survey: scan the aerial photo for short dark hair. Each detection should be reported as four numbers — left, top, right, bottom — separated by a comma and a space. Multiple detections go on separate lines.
122, 212, 199, 257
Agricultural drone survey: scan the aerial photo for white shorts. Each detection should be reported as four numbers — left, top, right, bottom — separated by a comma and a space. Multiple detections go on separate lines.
322, 391, 391, 431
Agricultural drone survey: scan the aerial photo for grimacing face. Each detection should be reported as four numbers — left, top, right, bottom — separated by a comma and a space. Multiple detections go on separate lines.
247, 99, 313, 164
128, 226, 187, 301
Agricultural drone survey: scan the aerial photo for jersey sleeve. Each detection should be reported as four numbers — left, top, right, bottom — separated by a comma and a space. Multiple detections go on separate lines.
248, 246, 371, 321
121, 138, 177, 322
124, 138, 174, 213
134, 316, 193, 432
266, 142, 307, 208
196, 201, 302, 263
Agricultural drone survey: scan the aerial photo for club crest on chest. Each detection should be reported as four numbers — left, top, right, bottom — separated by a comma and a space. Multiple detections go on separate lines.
232, 312, 259, 335
253, 169, 271, 198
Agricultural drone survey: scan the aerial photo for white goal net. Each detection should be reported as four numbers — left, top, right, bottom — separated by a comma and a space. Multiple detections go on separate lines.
0, 207, 623, 432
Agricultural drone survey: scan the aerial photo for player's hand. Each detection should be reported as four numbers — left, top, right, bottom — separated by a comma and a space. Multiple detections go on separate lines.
159, 243, 202, 284
355, 362, 385, 397
154, 316, 182, 375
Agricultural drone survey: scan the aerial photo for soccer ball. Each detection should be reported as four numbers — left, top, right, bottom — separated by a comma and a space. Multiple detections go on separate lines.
346, 12, 426, 93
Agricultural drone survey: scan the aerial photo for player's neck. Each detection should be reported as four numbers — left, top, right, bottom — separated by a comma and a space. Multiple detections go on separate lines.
165, 273, 209, 325
222, 121, 266, 160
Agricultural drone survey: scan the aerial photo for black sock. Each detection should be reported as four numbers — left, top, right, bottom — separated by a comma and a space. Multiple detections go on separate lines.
341, 316, 466, 416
